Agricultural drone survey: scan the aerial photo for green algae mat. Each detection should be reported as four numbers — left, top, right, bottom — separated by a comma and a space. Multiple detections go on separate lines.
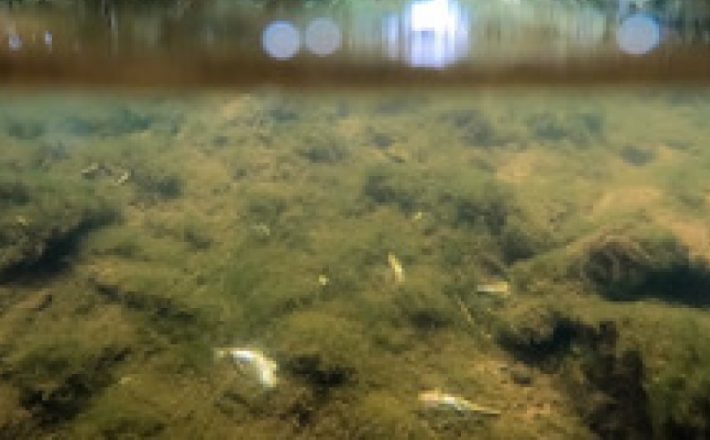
1, 89, 710, 438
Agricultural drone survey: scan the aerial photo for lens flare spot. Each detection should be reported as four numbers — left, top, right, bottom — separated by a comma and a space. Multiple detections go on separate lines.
617, 13, 661, 56
262, 21, 301, 60
305, 18, 341, 56
8, 34, 22, 51
383, 0, 470, 69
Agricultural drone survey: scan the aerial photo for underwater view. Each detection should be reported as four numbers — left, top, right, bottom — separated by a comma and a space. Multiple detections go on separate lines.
3, 0, 710, 439
2, 89, 710, 439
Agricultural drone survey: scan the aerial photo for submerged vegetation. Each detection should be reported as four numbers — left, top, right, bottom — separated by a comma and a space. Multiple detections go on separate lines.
575, 226, 710, 306
1, 89, 710, 438
0, 173, 116, 279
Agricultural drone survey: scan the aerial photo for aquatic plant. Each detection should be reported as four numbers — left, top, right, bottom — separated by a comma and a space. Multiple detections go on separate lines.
5, 120, 46, 141
12, 345, 128, 427
647, 320, 710, 438
394, 286, 456, 333
619, 144, 656, 166
498, 304, 653, 438
64, 107, 155, 138
662, 162, 710, 212
339, 392, 424, 438
131, 165, 184, 201
296, 133, 349, 164
575, 227, 710, 306
0, 173, 117, 278
366, 130, 395, 149
0, 177, 30, 206
527, 110, 605, 145
269, 311, 371, 397
448, 181, 511, 232
73, 401, 166, 439
2, 89, 710, 438
362, 165, 424, 214
0, 302, 135, 433
499, 291, 710, 439
445, 109, 508, 148
181, 220, 212, 251
86, 226, 145, 259
499, 215, 552, 263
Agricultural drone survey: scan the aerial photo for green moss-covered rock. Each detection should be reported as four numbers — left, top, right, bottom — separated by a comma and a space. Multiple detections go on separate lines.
4, 339, 129, 428
527, 110, 604, 145
271, 311, 372, 394
498, 303, 652, 439
0, 173, 116, 277
337, 392, 428, 439
362, 165, 425, 214
131, 166, 184, 201
574, 227, 710, 306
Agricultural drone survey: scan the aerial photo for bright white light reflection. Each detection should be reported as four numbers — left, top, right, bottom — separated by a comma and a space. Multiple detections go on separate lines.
44, 31, 53, 49
386, 0, 470, 69
617, 13, 661, 56
8, 33, 22, 51
305, 18, 341, 56
262, 21, 301, 60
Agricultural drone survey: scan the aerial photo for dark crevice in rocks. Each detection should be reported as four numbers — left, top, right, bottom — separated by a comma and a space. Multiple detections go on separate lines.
500, 313, 652, 439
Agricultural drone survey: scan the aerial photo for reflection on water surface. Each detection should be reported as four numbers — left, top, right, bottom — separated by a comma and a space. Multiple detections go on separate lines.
0, 0, 709, 86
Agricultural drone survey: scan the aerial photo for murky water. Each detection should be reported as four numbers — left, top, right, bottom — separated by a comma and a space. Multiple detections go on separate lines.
2, 1, 710, 439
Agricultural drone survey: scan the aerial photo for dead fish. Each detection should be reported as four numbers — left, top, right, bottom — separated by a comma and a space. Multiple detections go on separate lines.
251, 223, 271, 237
15, 215, 29, 227
115, 170, 131, 185
81, 162, 103, 179
388, 252, 405, 284
418, 389, 501, 416
476, 281, 511, 297
318, 274, 329, 286
215, 347, 278, 388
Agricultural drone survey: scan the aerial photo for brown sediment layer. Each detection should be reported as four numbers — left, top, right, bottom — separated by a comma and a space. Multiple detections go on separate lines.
0, 48, 709, 90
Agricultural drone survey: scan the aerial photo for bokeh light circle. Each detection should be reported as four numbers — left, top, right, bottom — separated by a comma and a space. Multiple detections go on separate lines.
305, 18, 341, 56
8, 34, 22, 51
262, 21, 301, 60
44, 31, 53, 48
617, 13, 661, 56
